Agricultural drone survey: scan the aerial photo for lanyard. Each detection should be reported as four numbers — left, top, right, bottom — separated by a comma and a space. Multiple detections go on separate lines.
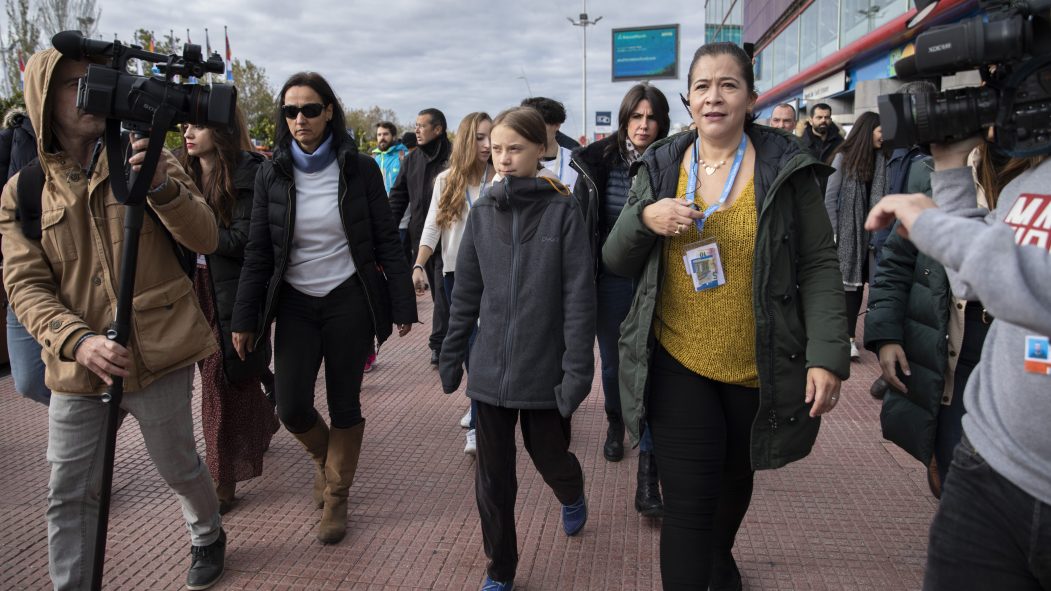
557, 148, 565, 182
466, 163, 489, 210
685, 133, 747, 235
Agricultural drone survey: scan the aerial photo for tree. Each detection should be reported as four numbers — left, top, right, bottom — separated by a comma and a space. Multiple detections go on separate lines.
231, 58, 275, 148
345, 105, 405, 152
37, 0, 100, 41
1, 0, 41, 96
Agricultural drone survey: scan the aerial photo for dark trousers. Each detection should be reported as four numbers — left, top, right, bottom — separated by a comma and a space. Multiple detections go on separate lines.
648, 346, 759, 589
475, 401, 584, 582
924, 436, 1051, 590
443, 272, 478, 430
845, 287, 865, 339
596, 273, 653, 451
274, 276, 374, 433
424, 245, 449, 352
934, 307, 991, 484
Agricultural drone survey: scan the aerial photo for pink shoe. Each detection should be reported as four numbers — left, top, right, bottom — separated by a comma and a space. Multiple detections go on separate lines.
363, 352, 377, 373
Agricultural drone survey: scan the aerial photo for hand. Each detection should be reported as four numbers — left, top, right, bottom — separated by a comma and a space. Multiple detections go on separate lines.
806, 367, 842, 417
864, 193, 937, 238
641, 198, 705, 237
75, 335, 131, 386
232, 332, 255, 361
930, 136, 983, 172
878, 343, 911, 393
412, 267, 429, 296
128, 134, 168, 190
397, 323, 412, 337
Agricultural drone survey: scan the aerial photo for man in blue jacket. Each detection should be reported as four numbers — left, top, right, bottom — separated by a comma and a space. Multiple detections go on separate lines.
372, 121, 410, 261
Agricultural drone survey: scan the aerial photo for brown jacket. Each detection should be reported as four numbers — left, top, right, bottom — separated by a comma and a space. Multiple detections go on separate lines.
0, 48, 218, 395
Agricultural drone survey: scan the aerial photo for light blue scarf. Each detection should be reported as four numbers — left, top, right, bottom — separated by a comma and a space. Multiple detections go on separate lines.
290, 131, 336, 173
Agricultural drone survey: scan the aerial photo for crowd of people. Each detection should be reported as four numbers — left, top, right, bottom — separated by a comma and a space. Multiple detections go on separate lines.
0, 34, 1047, 591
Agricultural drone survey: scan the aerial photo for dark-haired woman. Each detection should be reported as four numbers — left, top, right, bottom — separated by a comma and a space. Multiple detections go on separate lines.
572, 83, 670, 516
603, 42, 849, 589
232, 72, 417, 544
824, 111, 886, 359
180, 107, 280, 514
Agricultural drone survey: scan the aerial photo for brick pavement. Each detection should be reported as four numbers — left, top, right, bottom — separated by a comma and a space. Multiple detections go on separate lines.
0, 299, 937, 590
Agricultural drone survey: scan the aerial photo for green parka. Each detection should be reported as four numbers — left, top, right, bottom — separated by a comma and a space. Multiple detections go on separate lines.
601, 126, 850, 471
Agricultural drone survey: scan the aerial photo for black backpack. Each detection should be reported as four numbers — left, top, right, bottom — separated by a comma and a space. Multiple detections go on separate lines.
15, 159, 196, 278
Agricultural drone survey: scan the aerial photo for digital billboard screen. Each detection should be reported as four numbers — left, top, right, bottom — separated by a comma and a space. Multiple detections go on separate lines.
611, 24, 679, 81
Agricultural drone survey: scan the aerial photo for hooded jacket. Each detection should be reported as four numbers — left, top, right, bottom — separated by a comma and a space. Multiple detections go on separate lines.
0, 107, 36, 182
801, 121, 844, 164
232, 135, 417, 346
0, 48, 219, 395
438, 176, 596, 417
602, 126, 849, 470
388, 135, 451, 251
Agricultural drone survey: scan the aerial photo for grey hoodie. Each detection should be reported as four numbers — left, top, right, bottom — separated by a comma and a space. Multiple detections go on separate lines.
438, 175, 596, 417
911, 162, 1051, 505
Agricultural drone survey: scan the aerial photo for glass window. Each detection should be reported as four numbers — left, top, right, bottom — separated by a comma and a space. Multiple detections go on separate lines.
872, 0, 907, 28
799, 5, 819, 69
783, 20, 799, 77
818, 0, 838, 57
841, 0, 870, 45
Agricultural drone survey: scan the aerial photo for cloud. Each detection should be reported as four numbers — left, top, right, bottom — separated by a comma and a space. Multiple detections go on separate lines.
91, 0, 706, 137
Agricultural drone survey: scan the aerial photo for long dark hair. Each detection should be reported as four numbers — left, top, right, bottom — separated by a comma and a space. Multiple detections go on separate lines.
612, 83, 671, 160
684, 42, 758, 130
274, 71, 347, 150
179, 104, 251, 226
833, 111, 882, 183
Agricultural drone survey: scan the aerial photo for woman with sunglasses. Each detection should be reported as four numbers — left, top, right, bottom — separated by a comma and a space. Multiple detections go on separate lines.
232, 72, 416, 544
410, 111, 494, 456
179, 107, 280, 515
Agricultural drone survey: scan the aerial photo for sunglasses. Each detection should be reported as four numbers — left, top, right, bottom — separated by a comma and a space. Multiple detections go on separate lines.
281, 103, 325, 119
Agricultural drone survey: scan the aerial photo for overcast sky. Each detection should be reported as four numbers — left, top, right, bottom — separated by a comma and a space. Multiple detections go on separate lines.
86, 0, 704, 139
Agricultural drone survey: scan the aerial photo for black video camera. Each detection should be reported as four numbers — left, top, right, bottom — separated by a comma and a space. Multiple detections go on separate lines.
878, 0, 1051, 157
52, 30, 236, 133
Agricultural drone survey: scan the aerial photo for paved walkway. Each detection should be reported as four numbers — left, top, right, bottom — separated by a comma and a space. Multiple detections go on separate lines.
0, 299, 937, 590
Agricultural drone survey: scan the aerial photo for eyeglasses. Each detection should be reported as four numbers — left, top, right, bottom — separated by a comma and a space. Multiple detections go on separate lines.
281, 103, 325, 119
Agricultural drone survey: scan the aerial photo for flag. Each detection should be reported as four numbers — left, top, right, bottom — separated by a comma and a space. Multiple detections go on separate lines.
186, 29, 197, 84
224, 26, 234, 83
169, 29, 180, 82
17, 50, 25, 90
148, 31, 155, 53
205, 28, 213, 83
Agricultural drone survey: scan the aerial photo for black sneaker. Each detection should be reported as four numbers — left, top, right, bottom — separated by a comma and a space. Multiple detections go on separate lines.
186, 528, 226, 590
430, 350, 440, 366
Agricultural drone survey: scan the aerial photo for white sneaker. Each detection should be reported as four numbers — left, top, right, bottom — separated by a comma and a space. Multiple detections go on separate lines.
850, 339, 860, 360
464, 429, 477, 455
460, 408, 472, 429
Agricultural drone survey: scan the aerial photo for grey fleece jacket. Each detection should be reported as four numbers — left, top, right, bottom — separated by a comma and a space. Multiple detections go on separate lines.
438, 176, 596, 417
910, 161, 1051, 505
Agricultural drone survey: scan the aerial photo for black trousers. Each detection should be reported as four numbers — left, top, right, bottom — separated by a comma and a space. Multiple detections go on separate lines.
648, 346, 760, 590
423, 245, 449, 353
475, 401, 584, 582
273, 275, 374, 433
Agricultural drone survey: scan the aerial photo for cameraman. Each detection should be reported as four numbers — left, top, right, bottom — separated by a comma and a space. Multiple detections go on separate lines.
0, 49, 226, 590
867, 136, 1051, 590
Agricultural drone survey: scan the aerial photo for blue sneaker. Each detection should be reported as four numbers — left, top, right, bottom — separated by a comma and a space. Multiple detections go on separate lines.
481, 575, 514, 590
562, 494, 588, 536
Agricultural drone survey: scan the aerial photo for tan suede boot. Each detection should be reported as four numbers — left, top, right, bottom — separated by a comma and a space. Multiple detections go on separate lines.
317, 421, 364, 544
216, 481, 237, 515
290, 417, 329, 509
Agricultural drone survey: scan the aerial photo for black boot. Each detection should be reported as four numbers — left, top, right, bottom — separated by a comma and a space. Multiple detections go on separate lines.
186, 528, 226, 590
870, 376, 889, 400
709, 549, 742, 591
635, 452, 663, 517
603, 413, 624, 462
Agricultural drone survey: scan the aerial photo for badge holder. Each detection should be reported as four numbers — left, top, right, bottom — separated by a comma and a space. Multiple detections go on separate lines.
682, 238, 726, 291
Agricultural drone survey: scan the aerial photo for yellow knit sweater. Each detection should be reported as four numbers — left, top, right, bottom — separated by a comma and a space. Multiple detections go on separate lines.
655, 169, 759, 387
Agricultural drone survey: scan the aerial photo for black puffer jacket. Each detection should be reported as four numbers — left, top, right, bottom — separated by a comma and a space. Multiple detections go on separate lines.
232, 138, 417, 345
0, 109, 36, 182
801, 122, 844, 164
201, 151, 270, 383
570, 135, 634, 277
387, 136, 451, 251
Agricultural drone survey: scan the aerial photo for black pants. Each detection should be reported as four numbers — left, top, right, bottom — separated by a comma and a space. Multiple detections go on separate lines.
274, 276, 374, 433
424, 245, 449, 353
845, 286, 866, 339
475, 401, 584, 582
924, 437, 1051, 590
648, 346, 759, 590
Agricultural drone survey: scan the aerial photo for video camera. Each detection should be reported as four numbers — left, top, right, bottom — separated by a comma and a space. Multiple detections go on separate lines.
52, 30, 235, 133
878, 0, 1051, 157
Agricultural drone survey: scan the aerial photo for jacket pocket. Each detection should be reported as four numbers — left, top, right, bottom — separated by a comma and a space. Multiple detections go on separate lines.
132, 275, 215, 373
40, 208, 78, 262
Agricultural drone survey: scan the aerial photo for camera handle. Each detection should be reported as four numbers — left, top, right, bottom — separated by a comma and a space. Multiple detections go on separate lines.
90, 104, 178, 591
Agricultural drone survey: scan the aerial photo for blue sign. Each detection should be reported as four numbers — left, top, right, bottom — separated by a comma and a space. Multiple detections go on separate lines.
612, 24, 679, 81
596, 111, 612, 127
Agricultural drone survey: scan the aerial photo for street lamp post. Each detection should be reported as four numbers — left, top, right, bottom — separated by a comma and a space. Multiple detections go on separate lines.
568, 0, 601, 143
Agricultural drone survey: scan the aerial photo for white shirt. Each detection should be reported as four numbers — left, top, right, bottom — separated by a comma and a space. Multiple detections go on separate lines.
285, 160, 356, 296
419, 169, 491, 273
541, 145, 578, 189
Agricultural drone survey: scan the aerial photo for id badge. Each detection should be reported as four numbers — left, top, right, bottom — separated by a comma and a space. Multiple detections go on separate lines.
682, 238, 726, 291
1024, 335, 1051, 375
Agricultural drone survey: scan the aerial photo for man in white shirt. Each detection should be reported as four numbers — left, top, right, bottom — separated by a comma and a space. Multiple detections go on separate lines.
521, 97, 579, 189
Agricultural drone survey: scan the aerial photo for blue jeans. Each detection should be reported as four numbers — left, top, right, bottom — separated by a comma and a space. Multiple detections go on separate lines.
7, 306, 50, 405
444, 272, 478, 430
924, 436, 1051, 590
595, 273, 653, 452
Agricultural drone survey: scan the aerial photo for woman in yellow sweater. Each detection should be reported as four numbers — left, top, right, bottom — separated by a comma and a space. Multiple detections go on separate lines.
603, 42, 849, 590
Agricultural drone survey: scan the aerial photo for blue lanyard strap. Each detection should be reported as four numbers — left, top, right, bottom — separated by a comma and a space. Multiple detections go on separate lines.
685, 133, 747, 235
466, 163, 489, 210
